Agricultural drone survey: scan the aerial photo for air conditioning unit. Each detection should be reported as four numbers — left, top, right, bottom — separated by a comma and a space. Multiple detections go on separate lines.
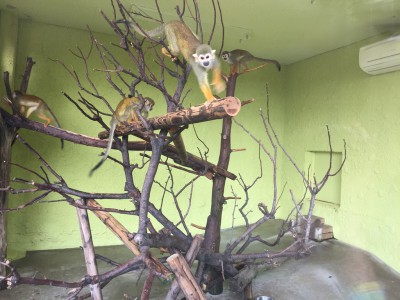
359, 35, 400, 75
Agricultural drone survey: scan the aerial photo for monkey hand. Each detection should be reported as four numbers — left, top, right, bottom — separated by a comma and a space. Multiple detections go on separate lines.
211, 79, 226, 94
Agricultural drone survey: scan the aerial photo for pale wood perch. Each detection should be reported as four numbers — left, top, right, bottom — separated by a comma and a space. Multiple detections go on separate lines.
98, 97, 243, 138
86, 199, 173, 280
76, 199, 103, 300
167, 253, 206, 300
166, 234, 204, 300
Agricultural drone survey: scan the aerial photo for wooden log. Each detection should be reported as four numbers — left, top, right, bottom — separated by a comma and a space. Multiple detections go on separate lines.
86, 199, 173, 280
125, 96, 241, 133
244, 283, 254, 300
166, 234, 204, 300
75, 199, 103, 300
98, 97, 243, 140
167, 253, 206, 300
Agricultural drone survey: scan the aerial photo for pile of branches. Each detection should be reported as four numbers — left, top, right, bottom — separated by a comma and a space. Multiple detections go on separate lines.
0, 0, 346, 299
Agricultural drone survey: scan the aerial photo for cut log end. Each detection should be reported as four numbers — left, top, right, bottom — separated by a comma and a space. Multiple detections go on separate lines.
221, 96, 241, 117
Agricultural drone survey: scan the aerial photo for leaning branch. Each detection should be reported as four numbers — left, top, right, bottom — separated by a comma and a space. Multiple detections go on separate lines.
0, 107, 236, 180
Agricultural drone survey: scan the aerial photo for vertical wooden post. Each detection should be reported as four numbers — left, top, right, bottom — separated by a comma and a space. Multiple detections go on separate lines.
167, 253, 206, 300
76, 199, 103, 300
201, 72, 239, 294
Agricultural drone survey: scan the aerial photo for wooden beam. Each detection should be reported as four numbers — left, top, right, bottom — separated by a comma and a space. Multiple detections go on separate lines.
76, 199, 103, 300
167, 253, 206, 300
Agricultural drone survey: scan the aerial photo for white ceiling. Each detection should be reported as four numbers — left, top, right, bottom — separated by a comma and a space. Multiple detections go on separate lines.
1, 0, 400, 65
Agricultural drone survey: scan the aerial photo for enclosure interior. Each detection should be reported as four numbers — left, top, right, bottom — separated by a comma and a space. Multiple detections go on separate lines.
0, 0, 399, 289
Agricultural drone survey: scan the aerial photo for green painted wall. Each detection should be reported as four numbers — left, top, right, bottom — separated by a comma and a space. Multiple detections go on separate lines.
3, 17, 285, 258
281, 35, 400, 272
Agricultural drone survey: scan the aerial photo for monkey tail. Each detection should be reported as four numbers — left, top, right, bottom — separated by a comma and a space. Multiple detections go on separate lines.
43, 103, 64, 149
116, 19, 165, 38
254, 57, 281, 71
89, 121, 117, 177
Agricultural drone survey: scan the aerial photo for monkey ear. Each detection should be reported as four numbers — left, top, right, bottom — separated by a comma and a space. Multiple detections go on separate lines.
211, 49, 216, 58
192, 53, 199, 62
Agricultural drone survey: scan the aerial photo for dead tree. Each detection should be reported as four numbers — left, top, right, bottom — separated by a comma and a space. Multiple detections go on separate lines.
0, 0, 346, 298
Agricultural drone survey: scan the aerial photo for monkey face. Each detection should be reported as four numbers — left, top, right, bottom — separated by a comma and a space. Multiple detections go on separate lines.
221, 51, 230, 63
193, 48, 216, 70
197, 53, 213, 69
144, 97, 155, 112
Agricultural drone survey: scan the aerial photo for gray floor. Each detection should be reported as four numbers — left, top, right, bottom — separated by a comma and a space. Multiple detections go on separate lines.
1, 221, 400, 299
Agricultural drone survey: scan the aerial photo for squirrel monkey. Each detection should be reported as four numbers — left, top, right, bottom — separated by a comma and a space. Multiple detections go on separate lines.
221, 49, 281, 74
12, 91, 64, 148
89, 96, 154, 176
118, 19, 226, 104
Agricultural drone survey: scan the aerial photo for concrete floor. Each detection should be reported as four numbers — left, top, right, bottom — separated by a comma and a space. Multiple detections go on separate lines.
1, 221, 400, 299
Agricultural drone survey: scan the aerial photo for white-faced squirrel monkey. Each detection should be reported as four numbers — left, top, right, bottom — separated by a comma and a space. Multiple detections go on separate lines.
221, 49, 281, 74
89, 96, 154, 176
119, 19, 226, 104
12, 91, 64, 148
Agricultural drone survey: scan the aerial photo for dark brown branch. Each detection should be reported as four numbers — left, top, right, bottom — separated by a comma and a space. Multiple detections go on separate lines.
135, 131, 167, 245
19, 57, 36, 93
141, 270, 155, 300
147, 203, 191, 247
2, 254, 145, 289
10, 180, 130, 200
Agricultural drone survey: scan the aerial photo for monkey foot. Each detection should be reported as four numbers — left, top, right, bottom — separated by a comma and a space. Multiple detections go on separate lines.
203, 98, 217, 108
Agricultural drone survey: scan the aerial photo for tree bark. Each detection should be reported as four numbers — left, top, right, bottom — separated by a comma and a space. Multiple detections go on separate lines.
201, 73, 239, 294
0, 113, 14, 288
